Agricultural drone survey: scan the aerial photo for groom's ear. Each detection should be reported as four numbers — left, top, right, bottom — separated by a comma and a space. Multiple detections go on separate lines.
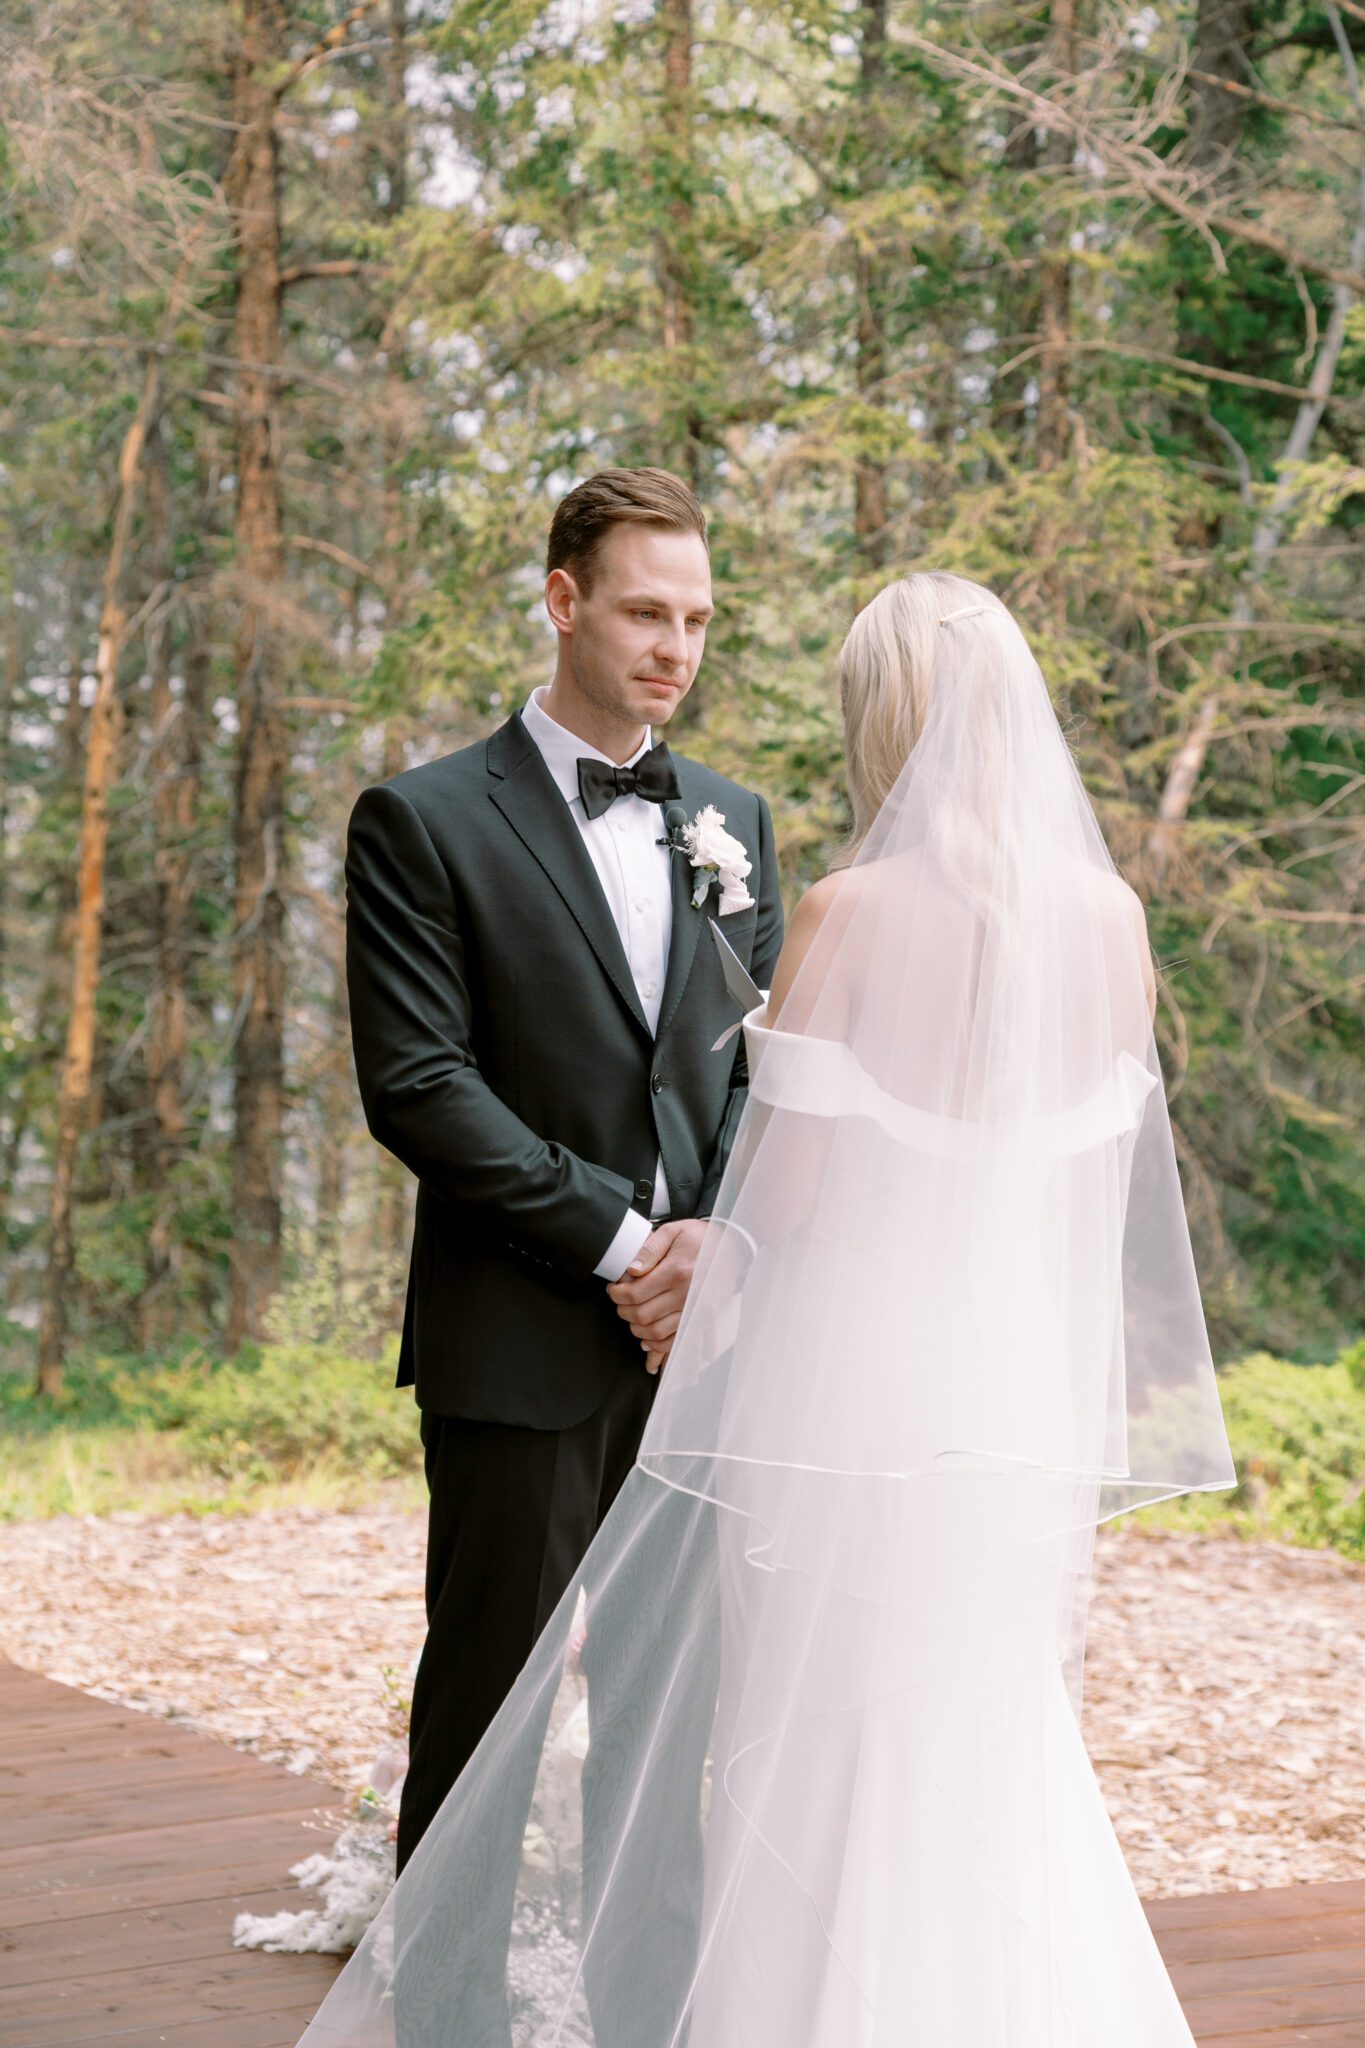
545, 567, 579, 635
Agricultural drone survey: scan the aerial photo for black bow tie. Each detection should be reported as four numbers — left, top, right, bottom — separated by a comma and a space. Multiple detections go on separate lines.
576, 741, 681, 821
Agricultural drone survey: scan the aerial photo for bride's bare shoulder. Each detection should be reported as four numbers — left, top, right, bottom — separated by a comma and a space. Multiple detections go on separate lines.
767, 869, 857, 1021
797, 865, 857, 920
1088, 865, 1151, 947
788, 863, 876, 945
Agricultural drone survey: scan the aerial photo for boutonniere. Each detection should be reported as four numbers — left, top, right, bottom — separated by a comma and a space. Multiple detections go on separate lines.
667, 803, 754, 915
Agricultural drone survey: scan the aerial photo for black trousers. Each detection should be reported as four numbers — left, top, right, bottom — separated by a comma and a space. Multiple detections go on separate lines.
394, 1357, 719, 2048
397, 1362, 658, 1873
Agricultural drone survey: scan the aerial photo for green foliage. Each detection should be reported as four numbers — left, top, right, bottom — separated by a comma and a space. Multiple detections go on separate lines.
0, 1339, 422, 1519
148, 1342, 416, 1482
1139, 1342, 1365, 1557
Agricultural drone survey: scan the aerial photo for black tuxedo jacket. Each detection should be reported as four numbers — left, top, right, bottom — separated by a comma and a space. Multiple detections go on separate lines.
345, 710, 785, 1427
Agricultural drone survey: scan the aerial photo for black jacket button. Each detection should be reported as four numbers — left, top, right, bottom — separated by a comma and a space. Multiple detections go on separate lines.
635, 1177, 654, 1202
651, 1072, 664, 1093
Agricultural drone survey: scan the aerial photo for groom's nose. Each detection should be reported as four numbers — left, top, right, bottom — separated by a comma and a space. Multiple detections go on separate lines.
652, 619, 688, 669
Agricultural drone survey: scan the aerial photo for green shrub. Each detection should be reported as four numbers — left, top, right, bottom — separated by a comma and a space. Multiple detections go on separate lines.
1138, 1339, 1365, 1557
0, 1338, 421, 1516
170, 1340, 416, 1481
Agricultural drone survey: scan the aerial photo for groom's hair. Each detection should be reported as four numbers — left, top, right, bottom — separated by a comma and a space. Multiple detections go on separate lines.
547, 468, 707, 595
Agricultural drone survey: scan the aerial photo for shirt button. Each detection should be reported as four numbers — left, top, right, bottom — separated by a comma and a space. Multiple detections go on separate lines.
616, 817, 629, 833
642, 980, 657, 998
635, 898, 648, 913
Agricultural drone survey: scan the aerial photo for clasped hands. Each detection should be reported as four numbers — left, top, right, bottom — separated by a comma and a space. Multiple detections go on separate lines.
607, 1218, 743, 1377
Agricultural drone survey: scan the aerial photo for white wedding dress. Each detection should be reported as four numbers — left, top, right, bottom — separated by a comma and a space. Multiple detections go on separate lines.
681, 1017, 1198, 2048
296, 590, 1234, 2048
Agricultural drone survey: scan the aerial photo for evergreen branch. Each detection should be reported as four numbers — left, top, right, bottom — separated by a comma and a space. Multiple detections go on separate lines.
894, 23, 1365, 297
1250, 975, 1365, 1047
1215, 778, 1365, 866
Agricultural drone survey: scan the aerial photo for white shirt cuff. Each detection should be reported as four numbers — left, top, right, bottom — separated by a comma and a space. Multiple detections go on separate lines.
594, 1205, 655, 1283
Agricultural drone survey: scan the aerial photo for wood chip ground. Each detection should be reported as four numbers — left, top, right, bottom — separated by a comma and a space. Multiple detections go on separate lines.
1, 1511, 1361, 1899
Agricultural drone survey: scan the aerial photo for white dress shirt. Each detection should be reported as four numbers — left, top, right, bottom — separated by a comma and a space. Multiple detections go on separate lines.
520, 686, 671, 1281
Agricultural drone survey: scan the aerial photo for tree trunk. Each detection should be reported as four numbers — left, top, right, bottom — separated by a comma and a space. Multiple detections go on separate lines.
36, 360, 161, 1394
383, 0, 409, 216
1174, 0, 1256, 478
1188, 0, 1256, 171
226, 0, 290, 1350
0, 607, 17, 1282
660, 0, 702, 491
378, 0, 413, 659
0, 605, 16, 1008
138, 417, 202, 1348
0, 603, 86, 1274
1037, 0, 1076, 473
854, 0, 892, 574
372, 0, 416, 1284
316, 909, 350, 1271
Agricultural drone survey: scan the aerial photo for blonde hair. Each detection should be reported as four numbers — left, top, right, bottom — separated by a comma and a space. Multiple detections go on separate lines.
834, 571, 1007, 869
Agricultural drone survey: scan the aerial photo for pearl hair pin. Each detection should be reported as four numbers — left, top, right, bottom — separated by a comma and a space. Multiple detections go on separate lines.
937, 604, 995, 624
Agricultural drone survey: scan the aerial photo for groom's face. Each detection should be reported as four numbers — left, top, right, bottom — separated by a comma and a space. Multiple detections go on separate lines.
555, 525, 713, 734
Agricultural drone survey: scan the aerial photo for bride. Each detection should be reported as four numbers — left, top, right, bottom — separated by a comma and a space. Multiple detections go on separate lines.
297, 574, 1235, 2047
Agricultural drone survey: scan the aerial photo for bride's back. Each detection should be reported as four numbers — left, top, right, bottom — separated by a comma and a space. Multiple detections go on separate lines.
775, 841, 1154, 1127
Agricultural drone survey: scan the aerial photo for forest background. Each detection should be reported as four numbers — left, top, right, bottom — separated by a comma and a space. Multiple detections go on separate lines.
0, 0, 1362, 1527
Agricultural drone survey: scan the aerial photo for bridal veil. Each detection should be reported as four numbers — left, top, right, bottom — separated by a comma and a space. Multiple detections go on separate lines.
297, 577, 1234, 2048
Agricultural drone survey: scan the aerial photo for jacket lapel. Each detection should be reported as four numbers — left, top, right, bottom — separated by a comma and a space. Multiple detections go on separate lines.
486, 715, 652, 1042
656, 757, 709, 1038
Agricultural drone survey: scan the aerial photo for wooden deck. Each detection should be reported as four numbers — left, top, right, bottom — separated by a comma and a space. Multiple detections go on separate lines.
0, 1658, 344, 2048
1148, 1881, 1365, 2045
3, 1655, 1364, 2046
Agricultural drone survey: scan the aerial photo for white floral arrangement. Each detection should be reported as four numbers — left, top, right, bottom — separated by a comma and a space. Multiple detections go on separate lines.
680, 804, 754, 914
232, 1738, 407, 1956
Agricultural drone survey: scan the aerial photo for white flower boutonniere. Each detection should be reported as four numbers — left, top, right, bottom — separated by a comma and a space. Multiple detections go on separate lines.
680, 803, 754, 914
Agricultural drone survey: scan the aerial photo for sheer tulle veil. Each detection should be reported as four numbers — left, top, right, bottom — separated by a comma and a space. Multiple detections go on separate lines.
298, 575, 1234, 2048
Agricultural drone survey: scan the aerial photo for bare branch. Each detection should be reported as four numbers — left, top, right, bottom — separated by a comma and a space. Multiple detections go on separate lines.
278, 259, 368, 288
1183, 65, 1365, 134
287, 535, 380, 581
0, 323, 360, 402
996, 336, 1333, 406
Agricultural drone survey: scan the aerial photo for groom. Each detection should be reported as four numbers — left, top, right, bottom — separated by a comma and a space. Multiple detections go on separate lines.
345, 466, 783, 1998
